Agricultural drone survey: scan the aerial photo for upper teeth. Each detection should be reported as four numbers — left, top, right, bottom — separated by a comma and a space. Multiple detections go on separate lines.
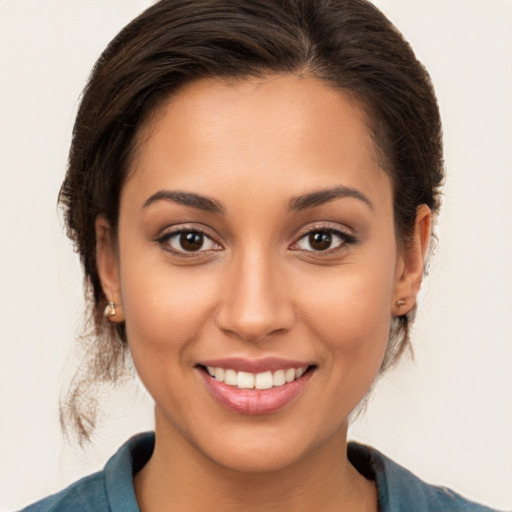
206, 367, 307, 390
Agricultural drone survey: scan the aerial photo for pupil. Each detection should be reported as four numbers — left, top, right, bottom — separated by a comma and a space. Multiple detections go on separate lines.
309, 231, 332, 251
180, 232, 203, 251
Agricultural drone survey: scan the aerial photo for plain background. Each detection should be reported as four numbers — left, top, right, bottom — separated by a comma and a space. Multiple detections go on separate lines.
0, 1, 511, 510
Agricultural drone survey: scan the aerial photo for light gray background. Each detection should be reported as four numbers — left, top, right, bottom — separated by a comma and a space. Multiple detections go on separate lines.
0, 1, 511, 510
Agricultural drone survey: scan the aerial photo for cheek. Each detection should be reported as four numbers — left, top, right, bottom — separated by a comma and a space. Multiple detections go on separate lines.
120, 261, 223, 419
296, 252, 396, 372
119, 250, 219, 363
302, 272, 393, 420
309, 279, 391, 360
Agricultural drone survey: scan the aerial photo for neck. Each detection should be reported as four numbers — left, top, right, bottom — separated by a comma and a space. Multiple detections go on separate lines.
134, 414, 377, 512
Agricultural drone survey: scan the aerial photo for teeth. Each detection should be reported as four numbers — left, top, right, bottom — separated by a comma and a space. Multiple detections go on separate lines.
214, 367, 225, 381
224, 369, 237, 386
273, 369, 286, 387
255, 371, 273, 390
237, 371, 255, 389
206, 366, 308, 390
296, 367, 305, 378
285, 368, 296, 382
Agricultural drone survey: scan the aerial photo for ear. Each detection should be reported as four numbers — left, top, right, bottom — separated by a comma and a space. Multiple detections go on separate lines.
392, 204, 431, 316
95, 215, 124, 323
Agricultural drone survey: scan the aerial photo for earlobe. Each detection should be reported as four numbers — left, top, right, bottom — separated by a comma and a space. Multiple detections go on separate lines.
392, 205, 431, 316
95, 216, 124, 322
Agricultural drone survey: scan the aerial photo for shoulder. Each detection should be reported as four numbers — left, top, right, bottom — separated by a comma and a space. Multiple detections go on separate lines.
19, 472, 107, 512
19, 432, 155, 512
348, 442, 505, 512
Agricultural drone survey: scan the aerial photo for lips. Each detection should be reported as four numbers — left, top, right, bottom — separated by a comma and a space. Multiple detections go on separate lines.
197, 358, 315, 415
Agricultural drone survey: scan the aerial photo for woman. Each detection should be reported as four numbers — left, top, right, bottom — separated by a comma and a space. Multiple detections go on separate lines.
13, 0, 507, 511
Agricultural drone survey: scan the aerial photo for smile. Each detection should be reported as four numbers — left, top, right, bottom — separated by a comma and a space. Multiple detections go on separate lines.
206, 366, 308, 390
198, 360, 316, 415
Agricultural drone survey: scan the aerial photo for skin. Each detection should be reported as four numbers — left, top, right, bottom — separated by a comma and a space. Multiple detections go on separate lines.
96, 74, 430, 511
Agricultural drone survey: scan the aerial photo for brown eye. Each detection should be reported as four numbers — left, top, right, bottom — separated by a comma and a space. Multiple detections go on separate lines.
294, 228, 353, 253
308, 231, 332, 251
161, 229, 220, 254
180, 231, 204, 251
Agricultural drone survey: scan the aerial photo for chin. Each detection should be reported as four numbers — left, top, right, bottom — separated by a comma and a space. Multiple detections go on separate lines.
189, 418, 348, 475
204, 438, 312, 474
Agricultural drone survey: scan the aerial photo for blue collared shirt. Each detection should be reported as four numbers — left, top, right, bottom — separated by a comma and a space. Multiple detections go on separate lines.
20, 432, 504, 511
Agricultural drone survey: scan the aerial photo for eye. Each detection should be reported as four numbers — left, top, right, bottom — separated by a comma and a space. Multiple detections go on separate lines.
294, 229, 353, 252
159, 229, 221, 253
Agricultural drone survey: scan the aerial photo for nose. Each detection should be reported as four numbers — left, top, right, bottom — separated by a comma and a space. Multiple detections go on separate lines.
215, 249, 295, 343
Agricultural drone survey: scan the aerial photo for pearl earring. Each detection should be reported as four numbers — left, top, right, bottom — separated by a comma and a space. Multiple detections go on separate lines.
396, 299, 407, 307
104, 301, 116, 318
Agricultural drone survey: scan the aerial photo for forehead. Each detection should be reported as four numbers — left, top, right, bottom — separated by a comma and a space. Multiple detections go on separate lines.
126, 74, 390, 210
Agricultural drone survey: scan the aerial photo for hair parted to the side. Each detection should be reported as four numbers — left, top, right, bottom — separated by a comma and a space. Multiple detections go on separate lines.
59, 0, 444, 443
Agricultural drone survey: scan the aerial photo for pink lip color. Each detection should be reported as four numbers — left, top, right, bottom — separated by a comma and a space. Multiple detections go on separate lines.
198, 367, 313, 415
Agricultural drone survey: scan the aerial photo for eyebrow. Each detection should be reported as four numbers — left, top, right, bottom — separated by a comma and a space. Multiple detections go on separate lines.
142, 185, 372, 214
289, 185, 374, 212
142, 190, 225, 214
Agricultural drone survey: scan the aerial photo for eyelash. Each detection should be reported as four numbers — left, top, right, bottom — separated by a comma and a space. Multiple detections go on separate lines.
155, 227, 222, 256
154, 224, 356, 257
291, 225, 356, 255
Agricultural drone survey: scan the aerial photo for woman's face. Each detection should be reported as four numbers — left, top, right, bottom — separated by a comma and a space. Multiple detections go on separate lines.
98, 75, 425, 472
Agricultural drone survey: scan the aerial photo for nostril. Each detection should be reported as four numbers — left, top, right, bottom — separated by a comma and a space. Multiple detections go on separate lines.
214, 269, 295, 342
215, 303, 296, 342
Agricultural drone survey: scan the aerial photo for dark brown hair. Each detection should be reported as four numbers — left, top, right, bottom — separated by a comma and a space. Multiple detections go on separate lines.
59, 0, 444, 442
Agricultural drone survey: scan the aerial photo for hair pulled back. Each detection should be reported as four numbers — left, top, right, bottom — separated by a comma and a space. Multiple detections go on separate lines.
60, 0, 443, 441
